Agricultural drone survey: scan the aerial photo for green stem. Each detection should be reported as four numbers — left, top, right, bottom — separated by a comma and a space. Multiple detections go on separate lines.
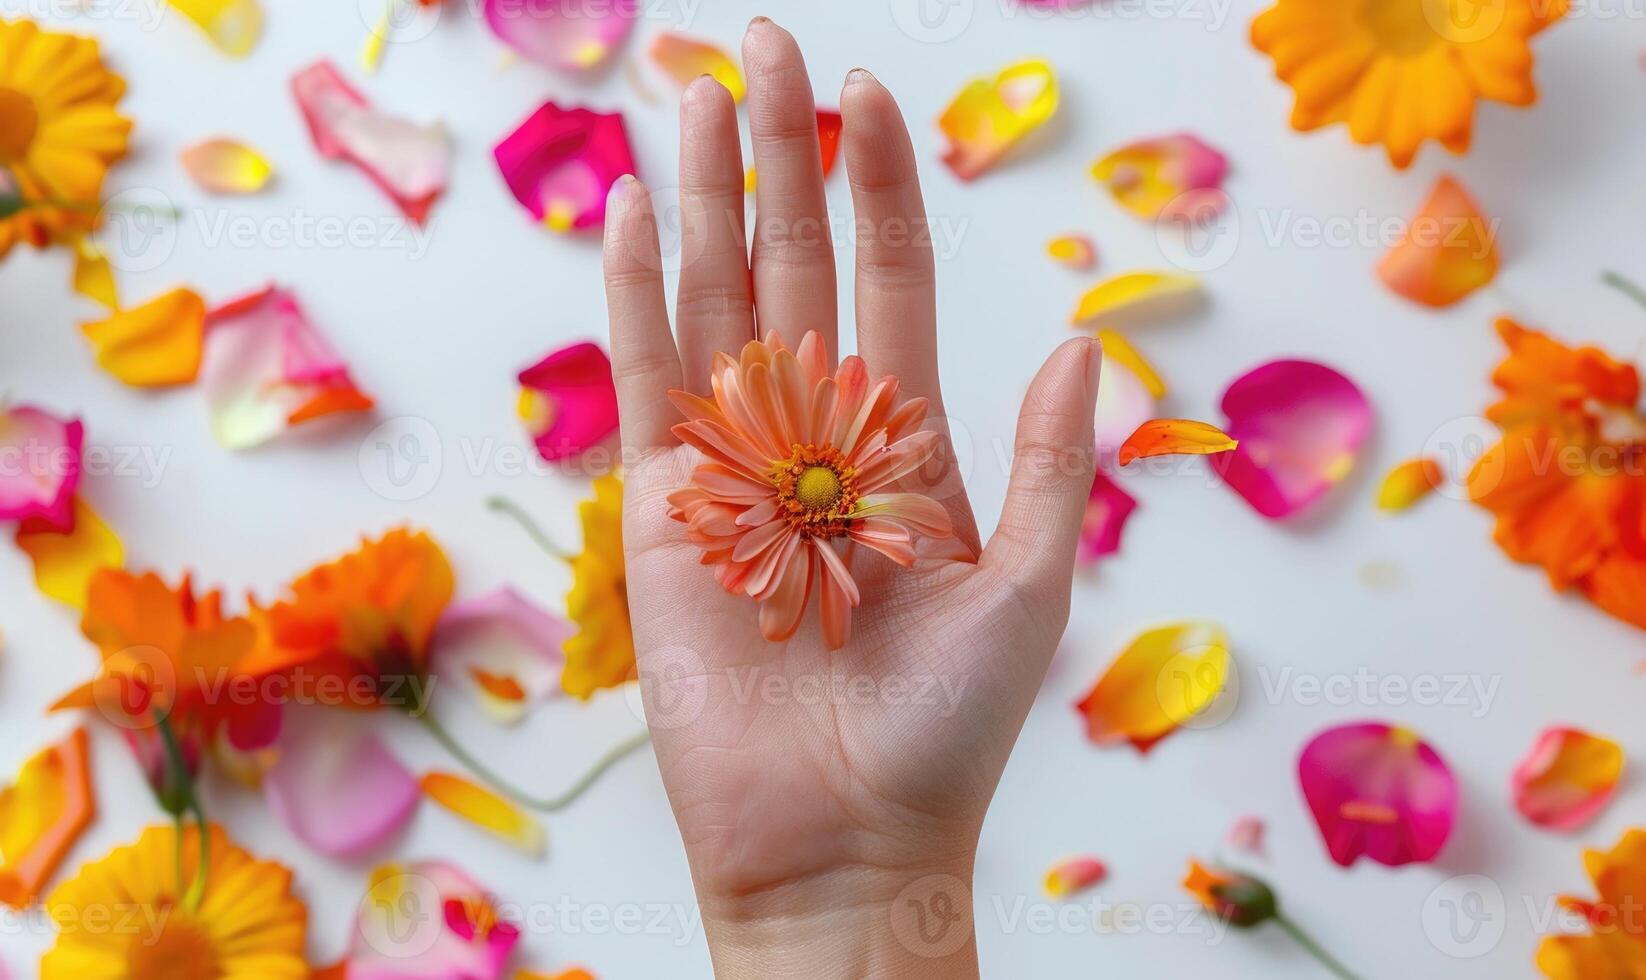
416, 710, 649, 812
154, 714, 210, 911
486, 495, 573, 561
183, 796, 209, 911
1602, 270, 1646, 315
1275, 915, 1362, 980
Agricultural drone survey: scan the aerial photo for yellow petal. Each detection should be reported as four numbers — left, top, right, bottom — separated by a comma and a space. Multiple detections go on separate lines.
14, 498, 124, 610
1117, 419, 1237, 466
1076, 621, 1230, 751
1096, 329, 1166, 399
420, 772, 545, 856
179, 138, 274, 195
168, 0, 262, 56
79, 287, 206, 387
0, 728, 95, 909
939, 59, 1058, 180
71, 236, 118, 310
1070, 270, 1201, 326
649, 34, 745, 101
1376, 456, 1443, 512
1043, 855, 1107, 898
1046, 234, 1096, 270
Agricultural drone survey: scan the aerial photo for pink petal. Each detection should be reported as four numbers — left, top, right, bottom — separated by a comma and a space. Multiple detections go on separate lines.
855, 492, 953, 539
1227, 815, 1265, 856
345, 860, 520, 980
1298, 722, 1457, 867
819, 547, 852, 650
758, 543, 813, 642
1077, 470, 1137, 564
0, 407, 81, 530
494, 102, 636, 232
433, 587, 569, 725
516, 342, 619, 462
264, 708, 420, 857
1511, 726, 1624, 831
1211, 360, 1372, 519
483, 0, 635, 71
1093, 359, 1157, 467
291, 60, 452, 225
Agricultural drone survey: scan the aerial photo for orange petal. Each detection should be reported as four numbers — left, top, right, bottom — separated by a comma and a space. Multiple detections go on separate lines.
1096, 329, 1166, 399
649, 34, 745, 101
938, 59, 1058, 180
180, 138, 275, 194
80, 288, 206, 387
71, 236, 118, 310
15, 498, 124, 610
1070, 271, 1201, 326
1376, 456, 1444, 511
420, 772, 545, 856
0, 728, 95, 908
1377, 175, 1498, 307
1075, 621, 1230, 752
1117, 419, 1237, 466
1043, 855, 1107, 898
1511, 727, 1624, 831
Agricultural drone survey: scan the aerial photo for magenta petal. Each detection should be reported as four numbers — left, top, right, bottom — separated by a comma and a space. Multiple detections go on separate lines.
346, 860, 520, 980
1211, 360, 1372, 519
264, 709, 419, 857
291, 59, 453, 225
482, 0, 635, 71
1298, 721, 1457, 867
0, 406, 81, 530
493, 102, 636, 231
516, 342, 619, 461
1077, 469, 1137, 564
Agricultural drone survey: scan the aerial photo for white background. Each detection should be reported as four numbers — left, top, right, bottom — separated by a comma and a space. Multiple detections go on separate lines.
3, 0, 1645, 976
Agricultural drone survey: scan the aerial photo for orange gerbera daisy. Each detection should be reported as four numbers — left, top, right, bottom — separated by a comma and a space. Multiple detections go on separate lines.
0, 17, 131, 252
1537, 829, 1646, 978
667, 331, 953, 649
1467, 318, 1646, 630
1251, 0, 1566, 168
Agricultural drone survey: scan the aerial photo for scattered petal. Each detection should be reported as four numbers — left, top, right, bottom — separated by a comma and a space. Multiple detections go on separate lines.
70, 236, 117, 310
495, 102, 636, 232
292, 59, 453, 225
1299, 722, 1457, 867
483, 0, 635, 71
1070, 271, 1201, 326
15, 498, 124, 610
649, 34, 744, 101
1118, 419, 1237, 466
1377, 457, 1444, 512
1078, 470, 1137, 565
180, 138, 275, 194
1094, 357, 1158, 467
264, 709, 420, 858
341, 860, 520, 979
0, 728, 94, 909
434, 587, 570, 724
817, 109, 843, 178
1211, 360, 1372, 519
1534, 828, 1646, 978
421, 772, 545, 856
1091, 133, 1228, 220
1227, 816, 1265, 857
517, 342, 620, 462
1044, 855, 1107, 898
1378, 175, 1498, 307
0, 406, 81, 530
938, 58, 1058, 180
168, 0, 262, 56
1075, 621, 1230, 753
79, 288, 206, 387
199, 285, 375, 449
1046, 234, 1096, 271
1096, 329, 1165, 399
1512, 727, 1623, 831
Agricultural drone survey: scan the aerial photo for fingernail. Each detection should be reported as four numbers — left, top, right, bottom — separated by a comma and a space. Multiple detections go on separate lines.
1083, 337, 1104, 397
749, 15, 770, 28
846, 67, 875, 86
608, 173, 638, 206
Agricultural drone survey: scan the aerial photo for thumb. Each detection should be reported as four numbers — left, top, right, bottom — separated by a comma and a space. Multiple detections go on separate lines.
982, 337, 1102, 601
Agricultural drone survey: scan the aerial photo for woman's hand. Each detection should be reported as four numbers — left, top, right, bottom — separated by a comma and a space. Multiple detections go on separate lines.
603, 18, 1101, 978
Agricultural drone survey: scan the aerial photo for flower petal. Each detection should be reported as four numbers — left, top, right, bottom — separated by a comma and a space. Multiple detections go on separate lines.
1376, 456, 1443, 512
71, 235, 117, 310
494, 102, 636, 232
483, 0, 635, 71
1096, 328, 1165, 399
517, 342, 619, 461
649, 34, 744, 101
817, 109, 843, 178
1210, 360, 1372, 519
1070, 270, 1201, 326
1226, 816, 1265, 856
14, 498, 123, 610
1046, 234, 1096, 270
79, 288, 206, 387
938, 58, 1058, 180
421, 772, 545, 856
168, 0, 262, 56
180, 138, 275, 194
344, 859, 520, 979
1091, 132, 1228, 220
1117, 419, 1238, 466
1094, 357, 1158, 466
0, 406, 81, 529
1078, 470, 1137, 564
263, 709, 419, 857
0, 728, 95, 909
1074, 621, 1230, 752
1043, 855, 1107, 899
1377, 175, 1498, 307
433, 587, 569, 725
1298, 722, 1457, 867
292, 59, 452, 225
1511, 727, 1623, 831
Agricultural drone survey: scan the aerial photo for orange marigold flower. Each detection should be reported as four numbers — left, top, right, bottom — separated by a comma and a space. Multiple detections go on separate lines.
253, 528, 454, 709
562, 473, 634, 700
1251, 0, 1565, 168
1537, 829, 1646, 978
1467, 318, 1646, 630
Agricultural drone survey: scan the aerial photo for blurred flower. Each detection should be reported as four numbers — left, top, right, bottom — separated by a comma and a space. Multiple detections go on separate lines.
41, 824, 307, 979
1537, 829, 1646, 978
0, 404, 82, 531
482, 0, 635, 72
1183, 859, 1361, 978
0, 729, 94, 909
322, 860, 519, 980
79, 287, 207, 388
1512, 726, 1624, 831
667, 332, 952, 650
1466, 318, 1646, 631
564, 473, 634, 698
1251, 0, 1566, 168
1298, 721, 1457, 867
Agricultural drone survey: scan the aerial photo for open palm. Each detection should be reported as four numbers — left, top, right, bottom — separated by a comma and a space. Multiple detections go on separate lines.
603, 19, 1102, 976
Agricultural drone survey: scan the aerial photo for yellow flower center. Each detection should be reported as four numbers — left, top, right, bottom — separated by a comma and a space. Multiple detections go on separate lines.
1359, 0, 1442, 54
795, 465, 842, 510
127, 909, 220, 980
773, 444, 859, 537
0, 87, 39, 162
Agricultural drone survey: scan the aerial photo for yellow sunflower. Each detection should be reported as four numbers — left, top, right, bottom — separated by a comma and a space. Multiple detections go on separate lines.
562, 472, 634, 699
42, 824, 307, 979
1251, 0, 1566, 168
0, 17, 131, 253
